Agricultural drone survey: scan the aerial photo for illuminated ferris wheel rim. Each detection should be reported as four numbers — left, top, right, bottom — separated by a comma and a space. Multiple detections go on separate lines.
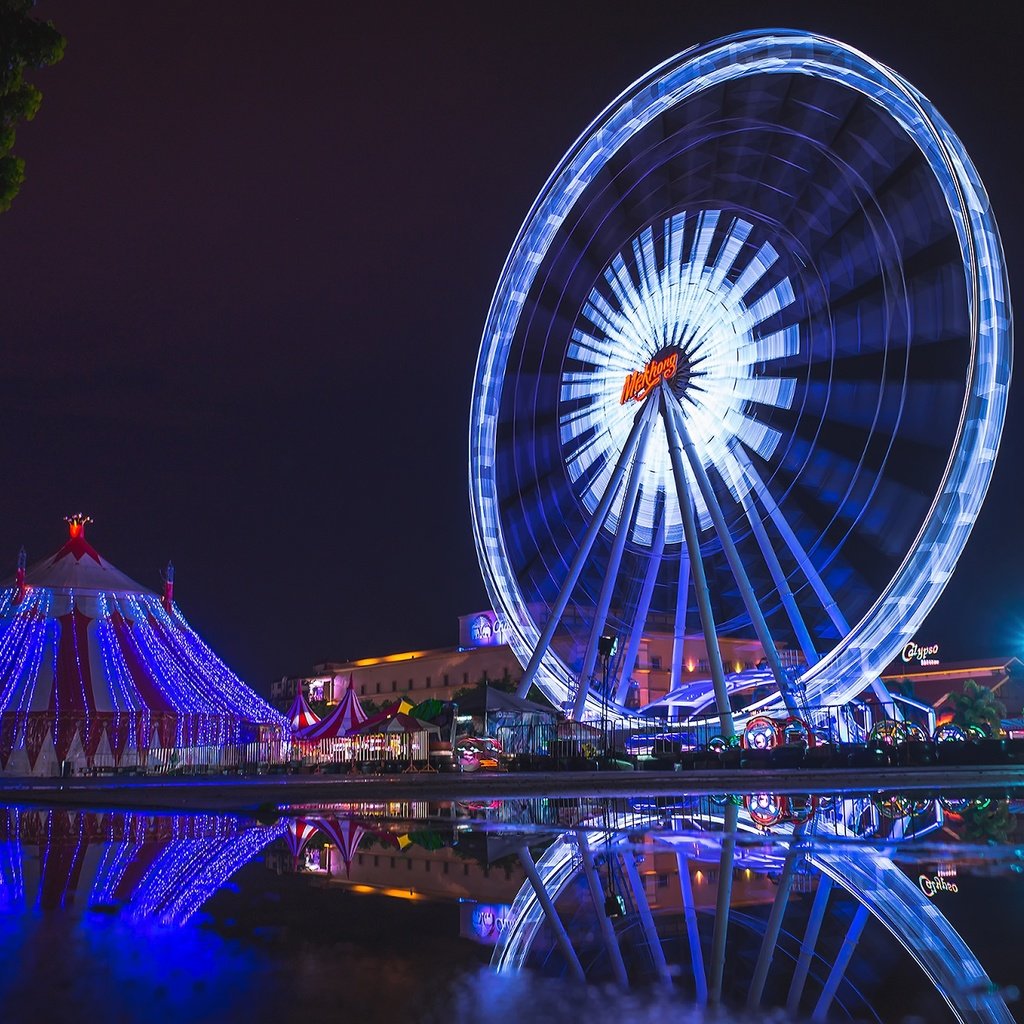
469, 29, 1011, 721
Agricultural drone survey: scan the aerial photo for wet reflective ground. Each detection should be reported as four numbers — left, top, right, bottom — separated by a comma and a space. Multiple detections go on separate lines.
0, 788, 1021, 1023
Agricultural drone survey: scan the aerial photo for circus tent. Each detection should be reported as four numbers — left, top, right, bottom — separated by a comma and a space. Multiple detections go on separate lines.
295, 677, 366, 741
0, 516, 288, 774
286, 689, 320, 732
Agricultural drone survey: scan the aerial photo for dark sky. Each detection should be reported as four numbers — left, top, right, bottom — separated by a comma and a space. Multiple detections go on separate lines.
2, 1, 1021, 692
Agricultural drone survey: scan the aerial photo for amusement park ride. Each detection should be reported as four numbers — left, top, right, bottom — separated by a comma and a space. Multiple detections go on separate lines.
469, 29, 1012, 739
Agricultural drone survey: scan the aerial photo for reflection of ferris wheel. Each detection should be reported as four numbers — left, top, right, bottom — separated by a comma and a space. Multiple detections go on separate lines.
470, 29, 1011, 724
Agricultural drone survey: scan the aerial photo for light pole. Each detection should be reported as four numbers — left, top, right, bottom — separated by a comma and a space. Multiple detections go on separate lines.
598, 633, 618, 757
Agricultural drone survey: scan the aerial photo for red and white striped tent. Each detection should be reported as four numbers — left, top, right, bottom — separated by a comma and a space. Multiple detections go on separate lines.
285, 690, 320, 732
0, 516, 288, 774
283, 817, 319, 868
311, 814, 398, 876
295, 677, 367, 741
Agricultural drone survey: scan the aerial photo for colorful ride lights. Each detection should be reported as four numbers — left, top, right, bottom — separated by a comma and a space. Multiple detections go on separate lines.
720, 715, 818, 750
867, 719, 990, 745
743, 792, 819, 828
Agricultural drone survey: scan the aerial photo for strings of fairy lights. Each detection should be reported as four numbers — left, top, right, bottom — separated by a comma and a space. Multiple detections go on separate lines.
0, 578, 286, 764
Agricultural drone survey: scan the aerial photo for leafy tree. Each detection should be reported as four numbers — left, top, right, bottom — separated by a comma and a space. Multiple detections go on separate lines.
962, 799, 1014, 845
948, 678, 1006, 736
1, 1, 64, 212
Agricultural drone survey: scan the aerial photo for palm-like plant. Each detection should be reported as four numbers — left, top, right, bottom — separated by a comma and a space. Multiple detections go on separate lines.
948, 679, 1006, 736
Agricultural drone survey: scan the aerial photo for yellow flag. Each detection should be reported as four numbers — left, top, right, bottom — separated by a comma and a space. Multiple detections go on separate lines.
397, 699, 414, 715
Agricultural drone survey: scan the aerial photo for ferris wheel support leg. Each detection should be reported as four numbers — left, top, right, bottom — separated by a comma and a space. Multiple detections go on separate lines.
786, 873, 833, 1014
614, 510, 666, 705
811, 903, 870, 1022
739, 489, 818, 666
667, 397, 799, 716
622, 850, 673, 989
709, 799, 739, 1005
675, 850, 708, 1004
734, 449, 849, 638
517, 844, 585, 981
578, 834, 629, 988
572, 407, 657, 719
670, 556, 690, 694
660, 392, 735, 740
747, 833, 804, 1009
515, 402, 656, 702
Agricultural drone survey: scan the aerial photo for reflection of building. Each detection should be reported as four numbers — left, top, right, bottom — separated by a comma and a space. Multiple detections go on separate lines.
880, 655, 1024, 716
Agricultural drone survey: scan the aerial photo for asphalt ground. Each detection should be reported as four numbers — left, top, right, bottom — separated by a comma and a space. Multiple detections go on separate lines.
0, 764, 1022, 814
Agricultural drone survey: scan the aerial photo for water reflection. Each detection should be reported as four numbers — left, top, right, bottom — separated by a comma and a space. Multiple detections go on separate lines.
0, 808, 284, 922
0, 792, 1019, 1023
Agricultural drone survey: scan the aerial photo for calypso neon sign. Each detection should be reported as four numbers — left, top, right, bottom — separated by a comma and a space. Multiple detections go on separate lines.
919, 873, 958, 898
620, 351, 678, 404
902, 641, 940, 666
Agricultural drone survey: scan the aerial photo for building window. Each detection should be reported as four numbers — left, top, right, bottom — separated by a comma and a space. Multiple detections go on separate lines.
658, 874, 669, 888
407, 860, 413, 871
444, 674, 449, 685
443, 862, 449, 875
391, 681, 397, 692
390, 857, 396, 868
409, 678, 414, 689
463, 672, 469, 684
375, 683, 380, 694
650, 655, 662, 669
360, 685, 366, 696
426, 676, 431, 685
373, 855, 379, 867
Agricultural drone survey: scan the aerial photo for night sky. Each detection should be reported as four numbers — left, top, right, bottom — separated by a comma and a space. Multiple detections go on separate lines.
2, 2, 1021, 693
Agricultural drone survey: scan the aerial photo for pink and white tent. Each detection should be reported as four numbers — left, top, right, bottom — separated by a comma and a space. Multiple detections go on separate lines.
296, 677, 367, 741
285, 690, 320, 732
310, 814, 397, 876
283, 817, 319, 868
0, 516, 288, 773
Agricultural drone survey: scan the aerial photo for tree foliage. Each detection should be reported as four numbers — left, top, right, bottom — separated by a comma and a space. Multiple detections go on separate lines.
948, 678, 1006, 735
0, 0, 64, 212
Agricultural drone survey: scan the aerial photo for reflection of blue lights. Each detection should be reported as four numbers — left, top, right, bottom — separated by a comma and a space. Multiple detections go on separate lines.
0, 809, 284, 926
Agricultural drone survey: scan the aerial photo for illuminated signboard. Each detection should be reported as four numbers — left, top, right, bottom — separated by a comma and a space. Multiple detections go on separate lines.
459, 610, 509, 649
902, 641, 940, 667
919, 874, 958, 897
459, 901, 516, 944
620, 351, 678, 404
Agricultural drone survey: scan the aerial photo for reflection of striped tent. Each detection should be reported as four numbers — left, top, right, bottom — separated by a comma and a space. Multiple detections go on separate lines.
310, 814, 398, 876
0, 807, 284, 922
283, 818, 318, 868
296, 678, 366, 741
286, 690, 320, 732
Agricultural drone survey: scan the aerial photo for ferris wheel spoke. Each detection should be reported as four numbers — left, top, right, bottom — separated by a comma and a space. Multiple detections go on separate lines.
571, 406, 657, 719
613, 505, 665, 705
516, 400, 657, 701
666, 393, 801, 715
660, 390, 735, 738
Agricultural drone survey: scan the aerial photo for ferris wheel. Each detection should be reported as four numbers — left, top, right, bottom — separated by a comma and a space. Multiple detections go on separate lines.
469, 29, 1011, 725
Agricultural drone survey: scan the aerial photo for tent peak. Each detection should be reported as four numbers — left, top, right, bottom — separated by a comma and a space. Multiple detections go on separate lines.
53, 514, 101, 566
